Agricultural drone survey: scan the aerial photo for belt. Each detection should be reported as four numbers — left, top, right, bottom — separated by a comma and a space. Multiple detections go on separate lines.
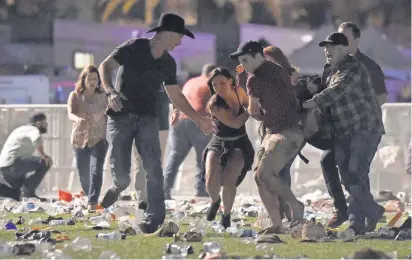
214, 133, 246, 141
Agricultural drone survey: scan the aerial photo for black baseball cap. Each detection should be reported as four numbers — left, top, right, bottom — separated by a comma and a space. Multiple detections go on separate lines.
319, 32, 349, 47
229, 41, 263, 59
29, 112, 46, 124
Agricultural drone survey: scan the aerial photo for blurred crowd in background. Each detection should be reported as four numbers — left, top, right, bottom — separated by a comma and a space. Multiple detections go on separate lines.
0, 0, 409, 104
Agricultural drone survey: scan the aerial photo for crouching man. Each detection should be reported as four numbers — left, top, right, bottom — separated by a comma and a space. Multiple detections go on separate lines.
0, 113, 52, 201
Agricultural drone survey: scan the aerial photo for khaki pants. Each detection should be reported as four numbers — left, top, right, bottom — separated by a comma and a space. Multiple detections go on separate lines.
255, 127, 304, 176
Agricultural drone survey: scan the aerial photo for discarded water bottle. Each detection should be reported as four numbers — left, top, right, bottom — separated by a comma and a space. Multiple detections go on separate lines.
225, 226, 238, 235
71, 237, 92, 252
192, 218, 209, 235
338, 229, 355, 240
257, 208, 272, 229
45, 205, 59, 216
99, 250, 121, 259
36, 241, 53, 253
11, 204, 28, 214
96, 230, 126, 240
27, 218, 42, 226
171, 211, 186, 224
89, 214, 111, 224
49, 220, 66, 226
134, 208, 144, 223
41, 249, 67, 259
0, 242, 12, 256
203, 242, 221, 254
210, 222, 225, 233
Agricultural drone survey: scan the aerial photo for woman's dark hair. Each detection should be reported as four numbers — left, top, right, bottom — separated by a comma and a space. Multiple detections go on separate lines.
206, 67, 237, 114
75, 65, 103, 94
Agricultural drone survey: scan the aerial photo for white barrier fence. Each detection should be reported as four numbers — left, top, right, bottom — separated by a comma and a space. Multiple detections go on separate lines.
0, 103, 410, 197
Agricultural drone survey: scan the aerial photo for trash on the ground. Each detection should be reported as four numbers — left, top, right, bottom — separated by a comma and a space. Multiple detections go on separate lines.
96, 230, 126, 240
183, 231, 203, 242
71, 237, 92, 252
99, 250, 121, 259
385, 200, 405, 212
203, 241, 222, 254
338, 228, 356, 240
0, 189, 410, 259
256, 234, 285, 244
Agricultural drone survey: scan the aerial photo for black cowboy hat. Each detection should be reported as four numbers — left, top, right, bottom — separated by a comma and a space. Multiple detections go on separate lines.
147, 13, 195, 39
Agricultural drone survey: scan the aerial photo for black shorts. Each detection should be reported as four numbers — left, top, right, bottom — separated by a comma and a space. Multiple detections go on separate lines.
201, 134, 255, 186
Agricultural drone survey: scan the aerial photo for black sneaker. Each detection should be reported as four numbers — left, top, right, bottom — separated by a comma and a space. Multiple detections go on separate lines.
0, 184, 21, 201
206, 197, 221, 221
138, 221, 159, 234
348, 222, 366, 235
328, 210, 349, 228
138, 201, 148, 211
220, 213, 231, 229
365, 205, 385, 232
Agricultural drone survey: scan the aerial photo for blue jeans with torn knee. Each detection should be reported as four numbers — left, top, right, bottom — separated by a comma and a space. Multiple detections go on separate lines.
334, 130, 382, 227
101, 114, 165, 228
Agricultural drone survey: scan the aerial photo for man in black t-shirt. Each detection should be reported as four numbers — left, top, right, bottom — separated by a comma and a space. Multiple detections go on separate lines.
98, 13, 213, 234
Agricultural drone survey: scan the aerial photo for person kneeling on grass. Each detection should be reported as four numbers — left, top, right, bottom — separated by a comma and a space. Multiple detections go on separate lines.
201, 67, 254, 228
0, 113, 52, 201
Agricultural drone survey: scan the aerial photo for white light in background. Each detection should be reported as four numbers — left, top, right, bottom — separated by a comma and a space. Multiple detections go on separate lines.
301, 34, 313, 43
74, 52, 94, 70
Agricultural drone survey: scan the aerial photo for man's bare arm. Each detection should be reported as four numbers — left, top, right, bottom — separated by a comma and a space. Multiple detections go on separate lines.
248, 96, 263, 121
165, 85, 203, 124
98, 57, 121, 93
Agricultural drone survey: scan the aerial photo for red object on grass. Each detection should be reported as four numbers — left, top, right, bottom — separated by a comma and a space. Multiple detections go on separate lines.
58, 190, 73, 202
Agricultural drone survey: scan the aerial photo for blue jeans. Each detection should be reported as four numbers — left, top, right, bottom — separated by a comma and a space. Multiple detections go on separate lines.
0, 156, 50, 198
101, 114, 165, 227
163, 119, 210, 196
334, 130, 382, 227
308, 134, 348, 213
73, 140, 108, 205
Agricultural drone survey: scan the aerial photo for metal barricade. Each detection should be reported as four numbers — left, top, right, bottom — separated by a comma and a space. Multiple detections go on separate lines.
0, 103, 410, 196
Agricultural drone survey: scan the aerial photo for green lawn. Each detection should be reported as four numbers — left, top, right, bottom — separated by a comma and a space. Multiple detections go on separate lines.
0, 212, 410, 259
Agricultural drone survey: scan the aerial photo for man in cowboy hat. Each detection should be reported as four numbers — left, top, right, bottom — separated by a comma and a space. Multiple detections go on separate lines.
98, 13, 214, 234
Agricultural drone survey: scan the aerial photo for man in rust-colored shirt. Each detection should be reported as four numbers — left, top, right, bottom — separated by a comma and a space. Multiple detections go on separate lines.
230, 41, 304, 233
163, 64, 216, 200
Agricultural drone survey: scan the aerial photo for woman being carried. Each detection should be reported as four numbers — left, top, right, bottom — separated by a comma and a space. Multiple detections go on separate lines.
202, 67, 254, 228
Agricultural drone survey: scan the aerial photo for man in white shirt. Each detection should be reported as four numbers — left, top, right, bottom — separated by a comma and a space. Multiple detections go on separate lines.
0, 113, 52, 201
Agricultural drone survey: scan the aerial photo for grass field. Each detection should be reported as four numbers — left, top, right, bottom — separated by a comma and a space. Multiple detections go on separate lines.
0, 212, 410, 259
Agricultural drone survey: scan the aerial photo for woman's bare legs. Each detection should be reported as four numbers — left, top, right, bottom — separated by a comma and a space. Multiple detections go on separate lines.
205, 151, 223, 221
205, 151, 222, 202
221, 149, 244, 215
